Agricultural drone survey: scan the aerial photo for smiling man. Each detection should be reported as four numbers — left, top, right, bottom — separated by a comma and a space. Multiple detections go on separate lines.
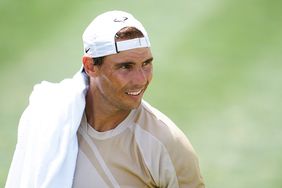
6, 11, 205, 188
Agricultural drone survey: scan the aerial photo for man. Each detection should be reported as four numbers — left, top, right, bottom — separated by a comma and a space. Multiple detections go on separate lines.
6, 10, 205, 188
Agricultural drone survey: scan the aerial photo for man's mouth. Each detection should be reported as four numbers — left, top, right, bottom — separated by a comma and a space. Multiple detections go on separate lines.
125, 89, 143, 96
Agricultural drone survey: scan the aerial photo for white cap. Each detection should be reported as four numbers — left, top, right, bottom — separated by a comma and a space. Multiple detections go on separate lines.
83, 10, 151, 58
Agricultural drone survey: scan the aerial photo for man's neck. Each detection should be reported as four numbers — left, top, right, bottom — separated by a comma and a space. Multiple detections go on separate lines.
85, 92, 131, 132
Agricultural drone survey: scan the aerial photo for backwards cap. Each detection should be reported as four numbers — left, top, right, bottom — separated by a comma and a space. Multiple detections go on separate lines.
83, 10, 151, 58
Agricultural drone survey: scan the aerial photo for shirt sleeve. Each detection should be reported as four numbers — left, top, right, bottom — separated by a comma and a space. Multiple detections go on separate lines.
166, 128, 205, 188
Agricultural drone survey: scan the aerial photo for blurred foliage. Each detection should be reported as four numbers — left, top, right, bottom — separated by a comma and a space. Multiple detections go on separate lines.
1, 0, 282, 187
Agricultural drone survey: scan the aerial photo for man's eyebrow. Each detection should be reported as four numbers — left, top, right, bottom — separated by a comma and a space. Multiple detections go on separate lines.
114, 62, 135, 68
114, 57, 154, 68
144, 57, 154, 63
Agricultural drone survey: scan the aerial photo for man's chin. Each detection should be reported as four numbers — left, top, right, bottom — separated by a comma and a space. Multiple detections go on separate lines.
127, 100, 142, 110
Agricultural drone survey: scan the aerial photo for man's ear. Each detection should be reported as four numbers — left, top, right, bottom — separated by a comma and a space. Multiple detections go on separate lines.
82, 56, 98, 77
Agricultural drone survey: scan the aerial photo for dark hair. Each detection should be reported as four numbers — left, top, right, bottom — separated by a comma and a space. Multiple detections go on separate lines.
115, 27, 144, 41
92, 27, 144, 66
92, 57, 104, 66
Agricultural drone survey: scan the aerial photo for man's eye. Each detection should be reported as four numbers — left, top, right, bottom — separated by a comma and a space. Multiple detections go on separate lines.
120, 64, 132, 69
143, 61, 152, 67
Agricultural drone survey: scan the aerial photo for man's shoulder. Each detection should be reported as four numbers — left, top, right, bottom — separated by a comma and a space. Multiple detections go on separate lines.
136, 100, 190, 147
139, 100, 176, 129
135, 101, 198, 167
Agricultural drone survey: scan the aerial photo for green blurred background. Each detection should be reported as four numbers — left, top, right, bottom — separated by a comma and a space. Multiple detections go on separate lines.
1, 0, 282, 187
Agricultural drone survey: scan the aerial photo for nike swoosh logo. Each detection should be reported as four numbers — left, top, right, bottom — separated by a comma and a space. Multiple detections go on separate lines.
85, 48, 90, 53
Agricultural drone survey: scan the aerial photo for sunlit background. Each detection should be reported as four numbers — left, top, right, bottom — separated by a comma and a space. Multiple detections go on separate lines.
1, 0, 282, 187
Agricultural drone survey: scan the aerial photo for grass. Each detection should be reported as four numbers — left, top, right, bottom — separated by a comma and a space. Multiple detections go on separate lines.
1, 0, 282, 187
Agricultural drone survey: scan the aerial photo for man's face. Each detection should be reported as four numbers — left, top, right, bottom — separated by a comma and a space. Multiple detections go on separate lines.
92, 47, 153, 112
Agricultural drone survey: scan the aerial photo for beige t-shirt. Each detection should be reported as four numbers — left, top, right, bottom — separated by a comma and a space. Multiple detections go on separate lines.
72, 101, 205, 188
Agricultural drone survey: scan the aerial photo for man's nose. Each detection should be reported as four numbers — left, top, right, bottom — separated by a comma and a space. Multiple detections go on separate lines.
132, 68, 147, 85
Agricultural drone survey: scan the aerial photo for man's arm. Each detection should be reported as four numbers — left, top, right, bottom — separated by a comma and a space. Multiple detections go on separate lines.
165, 128, 205, 188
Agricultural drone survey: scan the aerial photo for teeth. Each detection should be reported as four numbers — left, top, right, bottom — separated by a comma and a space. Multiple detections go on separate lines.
126, 90, 142, 96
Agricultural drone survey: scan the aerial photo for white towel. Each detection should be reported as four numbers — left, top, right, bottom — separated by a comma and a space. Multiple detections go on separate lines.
5, 70, 89, 188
